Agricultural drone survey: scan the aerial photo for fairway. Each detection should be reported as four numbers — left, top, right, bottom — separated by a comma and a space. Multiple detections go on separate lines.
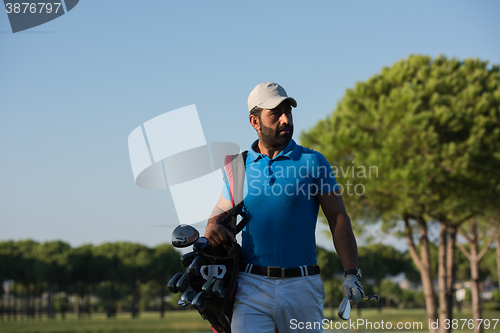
1, 309, 499, 333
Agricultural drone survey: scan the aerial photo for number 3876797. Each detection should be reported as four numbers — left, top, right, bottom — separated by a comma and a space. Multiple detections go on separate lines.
5, 3, 62, 14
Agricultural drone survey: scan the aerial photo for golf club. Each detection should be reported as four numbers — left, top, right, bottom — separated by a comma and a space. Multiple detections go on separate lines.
167, 272, 183, 293
180, 286, 197, 305
178, 297, 189, 308
337, 294, 380, 320
192, 291, 206, 311
202, 276, 217, 297
193, 236, 222, 256
172, 224, 199, 248
176, 272, 191, 293
213, 278, 226, 298
188, 256, 206, 277
180, 251, 199, 267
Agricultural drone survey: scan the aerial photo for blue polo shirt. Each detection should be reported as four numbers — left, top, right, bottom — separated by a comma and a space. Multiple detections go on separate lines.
222, 139, 339, 268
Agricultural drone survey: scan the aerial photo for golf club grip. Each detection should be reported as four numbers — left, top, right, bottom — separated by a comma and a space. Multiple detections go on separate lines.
363, 294, 380, 300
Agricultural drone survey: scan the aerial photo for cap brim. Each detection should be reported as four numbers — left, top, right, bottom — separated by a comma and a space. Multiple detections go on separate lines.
257, 96, 297, 110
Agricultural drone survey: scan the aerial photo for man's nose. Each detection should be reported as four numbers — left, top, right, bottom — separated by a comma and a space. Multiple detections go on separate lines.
280, 112, 291, 125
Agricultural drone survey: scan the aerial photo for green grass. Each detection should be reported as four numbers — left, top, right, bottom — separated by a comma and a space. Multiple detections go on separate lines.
0, 309, 499, 333
0, 311, 209, 333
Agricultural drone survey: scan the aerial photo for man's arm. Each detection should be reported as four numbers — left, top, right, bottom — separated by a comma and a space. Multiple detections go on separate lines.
204, 193, 236, 246
317, 190, 364, 304
317, 190, 358, 271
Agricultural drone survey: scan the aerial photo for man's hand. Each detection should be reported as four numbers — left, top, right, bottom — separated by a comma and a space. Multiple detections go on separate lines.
205, 223, 236, 247
342, 275, 365, 305
205, 193, 235, 247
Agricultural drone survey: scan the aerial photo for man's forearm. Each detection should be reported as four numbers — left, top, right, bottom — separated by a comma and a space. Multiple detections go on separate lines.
207, 206, 229, 226
330, 214, 358, 271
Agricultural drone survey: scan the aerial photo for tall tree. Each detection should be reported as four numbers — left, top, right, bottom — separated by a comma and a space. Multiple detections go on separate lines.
113, 242, 152, 318
150, 244, 182, 318
456, 219, 498, 333
301, 55, 500, 333
33, 241, 71, 318
92, 243, 122, 318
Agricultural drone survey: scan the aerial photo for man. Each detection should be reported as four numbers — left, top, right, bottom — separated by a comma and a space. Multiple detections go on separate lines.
205, 82, 364, 333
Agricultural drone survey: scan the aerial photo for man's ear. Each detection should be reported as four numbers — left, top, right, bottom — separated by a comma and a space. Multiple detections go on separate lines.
249, 115, 260, 132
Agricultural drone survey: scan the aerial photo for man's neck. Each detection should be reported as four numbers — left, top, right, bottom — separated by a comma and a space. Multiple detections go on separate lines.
255, 139, 288, 159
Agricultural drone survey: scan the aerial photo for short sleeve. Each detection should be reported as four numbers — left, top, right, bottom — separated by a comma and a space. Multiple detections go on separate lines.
313, 152, 339, 194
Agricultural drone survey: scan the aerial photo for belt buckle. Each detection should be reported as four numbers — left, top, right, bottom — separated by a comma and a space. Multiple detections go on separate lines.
267, 266, 285, 279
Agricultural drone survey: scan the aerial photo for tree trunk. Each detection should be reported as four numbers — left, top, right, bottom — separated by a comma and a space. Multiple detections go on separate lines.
469, 221, 482, 333
24, 283, 30, 320
107, 282, 114, 319
438, 223, 450, 333
131, 280, 139, 318
160, 283, 165, 318
446, 225, 457, 323
47, 284, 53, 319
456, 220, 498, 333
496, 231, 500, 294
405, 217, 438, 333
12, 284, 17, 321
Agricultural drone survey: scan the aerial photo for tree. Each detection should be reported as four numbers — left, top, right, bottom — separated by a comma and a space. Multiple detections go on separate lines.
68, 244, 101, 318
33, 241, 71, 318
113, 242, 152, 318
456, 219, 498, 333
301, 55, 500, 333
14, 240, 39, 319
92, 243, 122, 318
150, 244, 182, 318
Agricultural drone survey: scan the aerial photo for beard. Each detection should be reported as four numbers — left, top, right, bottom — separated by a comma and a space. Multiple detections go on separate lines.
259, 122, 294, 148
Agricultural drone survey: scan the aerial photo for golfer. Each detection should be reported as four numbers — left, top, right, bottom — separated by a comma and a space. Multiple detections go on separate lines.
205, 82, 364, 333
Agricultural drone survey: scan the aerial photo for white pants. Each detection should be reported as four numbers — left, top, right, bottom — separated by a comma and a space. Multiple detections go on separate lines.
231, 272, 326, 333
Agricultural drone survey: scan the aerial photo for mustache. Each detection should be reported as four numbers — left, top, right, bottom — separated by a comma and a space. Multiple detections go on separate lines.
278, 125, 293, 132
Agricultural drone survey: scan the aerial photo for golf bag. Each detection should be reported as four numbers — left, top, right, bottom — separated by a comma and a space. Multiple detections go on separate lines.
170, 151, 248, 333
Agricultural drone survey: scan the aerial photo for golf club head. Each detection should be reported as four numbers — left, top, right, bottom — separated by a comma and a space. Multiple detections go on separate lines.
176, 272, 191, 293
180, 286, 197, 305
202, 276, 217, 297
167, 272, 183, 293
188, 256, 206, 277
172, 224, 199, 248
213, 278, 226, 298
337, 296, 351, 320
192, 291, 206, 311
193, 236, 221, 256
180, 251, 199, 267
178, 297, 189, 308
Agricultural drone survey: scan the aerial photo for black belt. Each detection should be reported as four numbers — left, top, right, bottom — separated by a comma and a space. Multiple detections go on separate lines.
241, 264, 320, 278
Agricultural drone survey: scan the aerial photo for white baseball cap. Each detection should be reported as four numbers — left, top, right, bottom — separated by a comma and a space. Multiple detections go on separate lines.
247, 82, 297, 112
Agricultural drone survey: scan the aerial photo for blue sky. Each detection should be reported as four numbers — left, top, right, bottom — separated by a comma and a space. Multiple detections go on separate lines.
1, 1, 499, 250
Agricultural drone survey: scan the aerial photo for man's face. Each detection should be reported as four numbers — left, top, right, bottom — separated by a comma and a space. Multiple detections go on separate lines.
258, 101, 294, 148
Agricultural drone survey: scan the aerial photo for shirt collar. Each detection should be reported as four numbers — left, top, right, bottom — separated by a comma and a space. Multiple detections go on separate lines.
249, 139, 298, 162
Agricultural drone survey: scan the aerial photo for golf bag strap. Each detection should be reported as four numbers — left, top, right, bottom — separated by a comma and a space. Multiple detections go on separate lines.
223, 151, 248, 235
